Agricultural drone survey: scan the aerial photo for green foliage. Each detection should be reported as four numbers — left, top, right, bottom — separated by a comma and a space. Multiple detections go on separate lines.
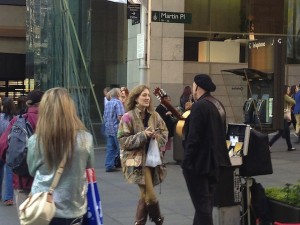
265, 181, 300, 207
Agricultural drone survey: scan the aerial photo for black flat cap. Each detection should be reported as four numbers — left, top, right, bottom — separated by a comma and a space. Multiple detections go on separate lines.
194, 74, 216, 92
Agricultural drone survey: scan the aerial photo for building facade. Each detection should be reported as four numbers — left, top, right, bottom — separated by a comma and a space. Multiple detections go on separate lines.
0, 0, 300, 142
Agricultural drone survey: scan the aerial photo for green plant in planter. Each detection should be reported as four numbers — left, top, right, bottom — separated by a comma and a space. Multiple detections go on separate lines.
265, 181, 300, 207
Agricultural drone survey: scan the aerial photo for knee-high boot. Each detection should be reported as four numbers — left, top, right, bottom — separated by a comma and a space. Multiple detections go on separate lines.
135, 199, 148, 225
146, 201, 164, 225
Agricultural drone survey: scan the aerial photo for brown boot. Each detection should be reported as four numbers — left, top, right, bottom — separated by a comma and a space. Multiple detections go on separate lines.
135, 199, 148, 225
146, 201, 164, 225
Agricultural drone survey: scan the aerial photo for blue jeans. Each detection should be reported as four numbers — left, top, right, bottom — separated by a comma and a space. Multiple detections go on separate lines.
0, 161, 14, 201
4, 164, 13, 200
100, 123, 107, 145
105, 135, 120, 171
0, 160, 3, 199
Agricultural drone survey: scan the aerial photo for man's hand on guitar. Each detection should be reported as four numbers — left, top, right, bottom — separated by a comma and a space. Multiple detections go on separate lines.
153, 87, 184, 120
166, 111, 172, 116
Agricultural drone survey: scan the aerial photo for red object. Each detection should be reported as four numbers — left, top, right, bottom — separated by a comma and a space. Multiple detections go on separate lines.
274, 222, 300, 225
86, 168, 96, 183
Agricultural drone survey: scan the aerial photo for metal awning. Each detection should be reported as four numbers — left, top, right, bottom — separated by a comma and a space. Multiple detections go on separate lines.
221, 68, 273, 80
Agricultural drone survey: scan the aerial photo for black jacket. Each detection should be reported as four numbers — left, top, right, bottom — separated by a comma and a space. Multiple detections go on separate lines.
182, 93, 231, 179
156, 104, 175, 138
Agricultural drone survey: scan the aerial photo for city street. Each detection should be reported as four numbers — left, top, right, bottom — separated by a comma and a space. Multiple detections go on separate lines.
1, 132, 300, 225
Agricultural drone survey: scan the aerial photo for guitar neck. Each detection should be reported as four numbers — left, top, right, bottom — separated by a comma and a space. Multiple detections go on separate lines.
161, 99, 184, 120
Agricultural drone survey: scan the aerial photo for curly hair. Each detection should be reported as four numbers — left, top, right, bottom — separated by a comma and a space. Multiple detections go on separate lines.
125, 84, 153, 112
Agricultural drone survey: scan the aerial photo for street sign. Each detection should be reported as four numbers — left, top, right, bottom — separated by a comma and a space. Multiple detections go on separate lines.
127, 3, 140, 20
152, 11, 192, 24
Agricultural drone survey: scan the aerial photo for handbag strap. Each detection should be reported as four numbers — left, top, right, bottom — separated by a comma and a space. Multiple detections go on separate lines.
49, 154, 67, 194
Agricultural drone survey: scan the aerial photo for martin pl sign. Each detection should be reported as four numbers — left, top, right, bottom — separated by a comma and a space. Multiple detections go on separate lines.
152, 11, 192, 24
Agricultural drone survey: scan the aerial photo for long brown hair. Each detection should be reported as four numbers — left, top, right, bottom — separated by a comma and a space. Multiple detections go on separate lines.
125, 84, 153, 112
36, 87, 86, 169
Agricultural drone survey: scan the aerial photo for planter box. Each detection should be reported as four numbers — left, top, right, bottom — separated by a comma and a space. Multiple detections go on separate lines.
268, 198, 300, 223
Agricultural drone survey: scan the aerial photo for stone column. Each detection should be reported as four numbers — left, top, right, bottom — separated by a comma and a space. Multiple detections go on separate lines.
127, 0, 184, 107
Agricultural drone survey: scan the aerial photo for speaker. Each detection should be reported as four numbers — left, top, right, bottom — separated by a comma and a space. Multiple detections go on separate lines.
240, 129, 273, 176
214, 167, 241, 207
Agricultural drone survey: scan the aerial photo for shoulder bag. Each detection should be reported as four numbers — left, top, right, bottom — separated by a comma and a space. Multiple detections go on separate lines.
19, 154, 67, 225
284, 107, 291, 122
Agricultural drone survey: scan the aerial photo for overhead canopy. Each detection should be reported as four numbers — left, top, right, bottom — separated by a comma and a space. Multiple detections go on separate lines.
221, 68, 273, 80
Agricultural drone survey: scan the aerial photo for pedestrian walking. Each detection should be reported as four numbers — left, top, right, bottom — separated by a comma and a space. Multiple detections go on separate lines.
293, 84, 300, 142
27, 87, 94, 225
269, 85, 296, 151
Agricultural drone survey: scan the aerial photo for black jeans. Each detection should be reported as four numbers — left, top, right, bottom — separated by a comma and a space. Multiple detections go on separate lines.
183, 169, 216, 225
269, 120, 292, 149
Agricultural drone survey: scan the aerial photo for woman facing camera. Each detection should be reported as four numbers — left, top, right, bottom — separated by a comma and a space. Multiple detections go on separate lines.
27, 87, 94, 225
118, 84, 168, 225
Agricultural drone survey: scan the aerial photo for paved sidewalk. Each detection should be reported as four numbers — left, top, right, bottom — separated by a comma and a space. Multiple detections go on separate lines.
1, 132, 300, 225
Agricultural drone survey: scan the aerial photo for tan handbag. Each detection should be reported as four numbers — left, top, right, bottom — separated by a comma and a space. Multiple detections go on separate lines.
284, 108, 291, 122
19, 155, 67, 225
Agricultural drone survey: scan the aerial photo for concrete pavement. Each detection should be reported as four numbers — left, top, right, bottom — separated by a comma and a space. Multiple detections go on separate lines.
1, 132, 300, 225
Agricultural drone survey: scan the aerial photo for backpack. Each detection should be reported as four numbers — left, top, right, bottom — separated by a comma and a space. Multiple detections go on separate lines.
250, 180, 274, 225
6, 114, 33, 176
0, 113, 10, 135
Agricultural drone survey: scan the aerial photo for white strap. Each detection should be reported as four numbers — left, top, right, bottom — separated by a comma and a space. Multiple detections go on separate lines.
49, 154, 67, 193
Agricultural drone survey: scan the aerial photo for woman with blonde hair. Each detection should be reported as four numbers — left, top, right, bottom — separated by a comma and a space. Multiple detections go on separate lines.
118, 84, 168, 225
27, 87, 94, 225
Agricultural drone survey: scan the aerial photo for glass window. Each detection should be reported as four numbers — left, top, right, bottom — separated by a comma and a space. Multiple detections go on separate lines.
184, 0, 300, 64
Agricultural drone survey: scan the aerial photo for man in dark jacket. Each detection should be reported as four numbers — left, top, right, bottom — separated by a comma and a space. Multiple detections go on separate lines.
182, 74, 231, 225
155, 94, 175, 156
0, 90, 44, 209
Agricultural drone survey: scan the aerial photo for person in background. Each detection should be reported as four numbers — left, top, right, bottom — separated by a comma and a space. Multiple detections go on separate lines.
104, 88, 124, 172
180, 86, 193, 112
103, 87, 111, 107
293, 84, 300, 142
118, 84, 168, 225
290, 85, 298, 132
0, 97, 17, 206
17, 95, 28, 115
120, 86, 129, 109
182, 74, 231, 225
269, 85, 296, 151
101, 87, 111, 142
155, 94, 175, 158
27, 87, 94, 225
0, 90, 44, 210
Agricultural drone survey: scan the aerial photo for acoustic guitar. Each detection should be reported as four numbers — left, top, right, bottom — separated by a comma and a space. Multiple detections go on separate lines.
153, 87, 184, 120
175, 110, 190, 137
153, 87, 188, 137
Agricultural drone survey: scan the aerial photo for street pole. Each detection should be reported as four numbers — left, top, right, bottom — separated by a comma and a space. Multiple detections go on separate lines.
139, 0, 151, 85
